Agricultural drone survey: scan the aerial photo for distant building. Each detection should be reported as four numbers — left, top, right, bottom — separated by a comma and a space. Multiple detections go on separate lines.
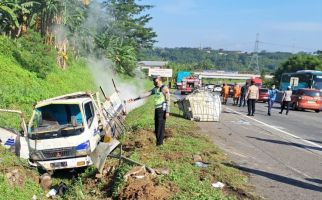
137, 61, 168, 70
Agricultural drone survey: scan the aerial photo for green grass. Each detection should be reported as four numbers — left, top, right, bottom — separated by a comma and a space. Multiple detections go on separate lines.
123, 98, 257, 200
0, 147, 45, 200
0, 36, 96, 129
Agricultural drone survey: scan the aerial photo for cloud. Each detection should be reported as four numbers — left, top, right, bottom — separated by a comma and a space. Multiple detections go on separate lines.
270, 22, 322, 32
159, 0, 199, 15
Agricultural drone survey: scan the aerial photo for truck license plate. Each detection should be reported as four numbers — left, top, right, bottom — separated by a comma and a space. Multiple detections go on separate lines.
50, 161, 67, 168
308, 101, 315, 104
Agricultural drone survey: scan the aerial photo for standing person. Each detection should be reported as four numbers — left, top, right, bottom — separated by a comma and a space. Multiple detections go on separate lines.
233, 83, 241, 105
279, 86, 292, 115
246, 80, 259, 116
128, 76, 170, 146
267, 84, 278, 116
239, 82, 248, 107
222, 83, 230, 105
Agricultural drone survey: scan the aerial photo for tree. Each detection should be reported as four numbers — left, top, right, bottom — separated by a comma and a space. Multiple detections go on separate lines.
274, 54, 322, 83
0, 0, 40, 37
103, 0, 157, 50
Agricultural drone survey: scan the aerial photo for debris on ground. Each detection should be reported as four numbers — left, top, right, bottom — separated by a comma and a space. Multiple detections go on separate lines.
154, 168, 170, 175
119, 165, 178, 200
57, 182, 68, 196
119, 175, 176, 200
194, 161, 209, 168
39, 173, 52, 191
124, 166, 148, 181
46, 188, 57, 198
212, 181, 225, 189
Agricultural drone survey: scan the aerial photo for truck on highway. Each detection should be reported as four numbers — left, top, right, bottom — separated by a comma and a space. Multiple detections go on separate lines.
0, 91, 125, 172
246, 77, 262, 88
179, 75, 202, 95
176, 71, 191, 89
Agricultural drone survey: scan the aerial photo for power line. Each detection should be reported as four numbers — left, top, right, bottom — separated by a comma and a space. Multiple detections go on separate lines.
248, 33, 260, 74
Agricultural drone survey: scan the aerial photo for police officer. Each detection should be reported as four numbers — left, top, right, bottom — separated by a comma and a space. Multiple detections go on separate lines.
128, 76, 170, 146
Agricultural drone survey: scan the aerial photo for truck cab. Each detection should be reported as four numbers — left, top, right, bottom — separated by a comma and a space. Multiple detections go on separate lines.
1, 92, 125, 172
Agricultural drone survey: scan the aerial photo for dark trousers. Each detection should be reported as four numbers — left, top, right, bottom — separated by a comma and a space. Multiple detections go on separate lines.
239, 94, 246, 107
154, 108, 166, 146
247, 99, 256, 115
280, 101, 290, 114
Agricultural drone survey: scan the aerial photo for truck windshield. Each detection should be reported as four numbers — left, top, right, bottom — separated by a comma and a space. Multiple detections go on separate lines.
29, 104, 84, 139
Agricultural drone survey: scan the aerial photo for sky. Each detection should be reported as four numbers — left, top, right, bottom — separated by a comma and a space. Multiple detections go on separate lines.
140, 0, 322, 52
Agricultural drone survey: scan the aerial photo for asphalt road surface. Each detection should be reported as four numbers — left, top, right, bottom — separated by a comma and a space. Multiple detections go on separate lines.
198, 98, 322, 200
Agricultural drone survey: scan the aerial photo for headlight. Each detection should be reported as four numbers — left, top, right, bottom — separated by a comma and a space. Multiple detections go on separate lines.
30, 152, 42, 161
75, 141, 90, 156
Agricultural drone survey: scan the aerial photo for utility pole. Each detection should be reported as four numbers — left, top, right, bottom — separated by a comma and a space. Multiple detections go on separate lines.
248, 33, 260, 74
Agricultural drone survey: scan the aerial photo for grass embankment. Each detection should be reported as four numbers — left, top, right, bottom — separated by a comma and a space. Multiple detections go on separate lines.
0, 34, 96, 128
0, 147, 45, 199
122, 96, 258, 199
0, 33, 97, 199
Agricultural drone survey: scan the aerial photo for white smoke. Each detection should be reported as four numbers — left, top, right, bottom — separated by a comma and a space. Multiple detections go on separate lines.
53, 1, 148, 111
87, 57, 147, 111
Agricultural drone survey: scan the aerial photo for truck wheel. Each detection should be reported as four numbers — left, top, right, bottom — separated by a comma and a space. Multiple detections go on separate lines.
315, 110, 320, 113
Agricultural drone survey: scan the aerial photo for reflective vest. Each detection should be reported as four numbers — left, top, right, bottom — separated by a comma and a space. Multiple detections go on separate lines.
153, 85, 165, 109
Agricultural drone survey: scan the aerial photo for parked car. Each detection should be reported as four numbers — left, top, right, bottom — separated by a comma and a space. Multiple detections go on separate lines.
258, 88, 269, 102
214, 85, 222, 92
291, 88, 322, 113
204, 84, 215, 92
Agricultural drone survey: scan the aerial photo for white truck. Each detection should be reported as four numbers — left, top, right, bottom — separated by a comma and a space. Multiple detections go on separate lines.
0, 91, 126, 172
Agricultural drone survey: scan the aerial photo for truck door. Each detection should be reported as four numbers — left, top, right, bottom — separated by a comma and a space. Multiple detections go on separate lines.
84, 101, 100, 152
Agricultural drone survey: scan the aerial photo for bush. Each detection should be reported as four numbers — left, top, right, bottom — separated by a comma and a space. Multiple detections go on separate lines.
12, 31, 57, 78
0, 35, 96, 127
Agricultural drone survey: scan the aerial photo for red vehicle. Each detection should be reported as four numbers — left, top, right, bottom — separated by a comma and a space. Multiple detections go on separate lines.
246, 77, 262, 88
291, 88, 322, 113
179, 76, 201, 94
258, 88, 269, 102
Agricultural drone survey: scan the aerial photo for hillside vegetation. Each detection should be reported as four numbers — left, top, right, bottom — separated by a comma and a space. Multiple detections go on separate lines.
142, 47, 293, 73
0, 33, 96, 128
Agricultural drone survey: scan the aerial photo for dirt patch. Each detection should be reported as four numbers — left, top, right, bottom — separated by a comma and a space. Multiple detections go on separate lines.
163, 151, 190, 161
4, 167, 26, 187
164, 128, 173, 138
118, 165, 178, 200
118, 175, 177, 200
223, 186, 261, 200
126, 130, 156, 148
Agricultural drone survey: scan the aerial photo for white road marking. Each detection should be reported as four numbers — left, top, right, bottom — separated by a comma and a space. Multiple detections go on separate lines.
224, 107, 322, 149
230, 120, 251, 126
223, 107, 319, 180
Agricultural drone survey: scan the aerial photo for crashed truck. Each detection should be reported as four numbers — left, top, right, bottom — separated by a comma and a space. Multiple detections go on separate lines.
0, 91, 125, 172
177, 89, 222, 122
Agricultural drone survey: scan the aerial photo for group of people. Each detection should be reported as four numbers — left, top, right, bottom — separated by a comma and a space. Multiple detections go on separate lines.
221, 82, 248, 107
127, 76, 293, 147
221, 81, 293, 116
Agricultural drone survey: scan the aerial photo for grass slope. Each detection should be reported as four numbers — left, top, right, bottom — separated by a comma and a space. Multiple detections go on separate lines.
0, 36, 96, 129
123, 97, 258, 200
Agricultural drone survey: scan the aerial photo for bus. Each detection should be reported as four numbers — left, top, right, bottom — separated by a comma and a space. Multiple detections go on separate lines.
280, 70, 322, 91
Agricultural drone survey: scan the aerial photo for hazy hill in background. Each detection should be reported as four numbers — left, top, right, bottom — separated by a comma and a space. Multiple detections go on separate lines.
141, 47, 294, 73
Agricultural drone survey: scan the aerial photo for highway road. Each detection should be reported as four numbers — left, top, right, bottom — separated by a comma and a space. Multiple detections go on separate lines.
198, 99, 322, 200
